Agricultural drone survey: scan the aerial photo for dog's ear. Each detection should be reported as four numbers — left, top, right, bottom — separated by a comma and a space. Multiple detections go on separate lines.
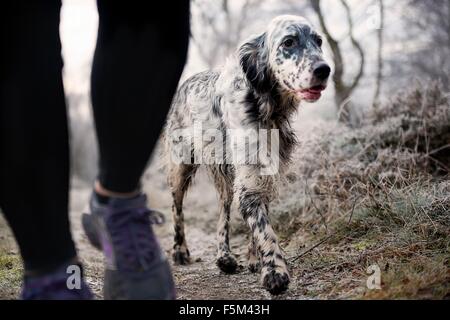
238, 33, 272, 94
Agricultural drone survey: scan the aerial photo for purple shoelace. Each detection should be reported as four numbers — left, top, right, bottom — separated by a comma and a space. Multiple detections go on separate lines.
100, 196, 165, 272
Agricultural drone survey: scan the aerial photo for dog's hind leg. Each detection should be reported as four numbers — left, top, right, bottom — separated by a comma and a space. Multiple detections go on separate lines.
208, 165, 238, 274
168, 162, 198, 265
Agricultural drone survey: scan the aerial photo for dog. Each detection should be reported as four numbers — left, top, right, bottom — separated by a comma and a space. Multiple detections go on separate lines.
164, 15, 331, 295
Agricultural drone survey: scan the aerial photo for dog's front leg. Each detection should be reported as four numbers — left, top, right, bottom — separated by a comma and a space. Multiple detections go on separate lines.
235, 167, 290, 295
247, 235, 261, 273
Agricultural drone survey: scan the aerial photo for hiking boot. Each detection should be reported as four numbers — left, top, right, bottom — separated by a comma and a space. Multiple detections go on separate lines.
82, 193, 175, 300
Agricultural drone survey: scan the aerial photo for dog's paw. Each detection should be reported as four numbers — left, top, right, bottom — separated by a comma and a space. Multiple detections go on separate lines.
248, 261, 261, 273
262, 270, 290, 295
172, 248, 191, 266
217, 255, 238, 274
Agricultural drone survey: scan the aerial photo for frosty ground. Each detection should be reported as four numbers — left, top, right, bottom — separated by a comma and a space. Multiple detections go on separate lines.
1, 84, 449, 300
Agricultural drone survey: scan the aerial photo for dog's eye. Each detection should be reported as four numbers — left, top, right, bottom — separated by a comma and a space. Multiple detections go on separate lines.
282, 38, 295, 48
315, 36, 323, 47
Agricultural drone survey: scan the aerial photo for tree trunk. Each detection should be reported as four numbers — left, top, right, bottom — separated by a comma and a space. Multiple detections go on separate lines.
373, 0, 385, 107
310, 0, 365, 125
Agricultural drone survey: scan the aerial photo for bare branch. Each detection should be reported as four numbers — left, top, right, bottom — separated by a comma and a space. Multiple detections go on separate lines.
309, 0, 347, 100
340, 0, 365, 94
310, 0, 367, 123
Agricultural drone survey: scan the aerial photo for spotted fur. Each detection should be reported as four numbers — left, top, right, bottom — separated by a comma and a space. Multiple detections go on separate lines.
164, 15, 330, 295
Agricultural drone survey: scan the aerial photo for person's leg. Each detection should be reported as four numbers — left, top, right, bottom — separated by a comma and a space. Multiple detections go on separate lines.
92, 1, 190, 194
0, 1, 91, 299
82, 0, 190, 299
0, 0, 74, 273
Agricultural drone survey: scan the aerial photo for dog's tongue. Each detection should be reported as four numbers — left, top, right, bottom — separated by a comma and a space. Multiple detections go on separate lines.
297, 85, 325, 100
306, 85, 326, 93
301, 91, 321, 100
298, 86, 325, 100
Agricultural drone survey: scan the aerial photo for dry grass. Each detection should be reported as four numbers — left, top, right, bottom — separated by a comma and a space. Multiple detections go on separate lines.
0, 218, 22, 299
271, 82, 450, 299
1, 83, 448, 300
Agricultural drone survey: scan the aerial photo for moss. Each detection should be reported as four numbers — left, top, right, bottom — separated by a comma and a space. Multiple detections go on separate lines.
363, 255, 450, 299
0, 250, 23, 299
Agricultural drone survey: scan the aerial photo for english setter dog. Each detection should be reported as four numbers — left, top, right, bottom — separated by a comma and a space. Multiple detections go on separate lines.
164, 15, 331, 295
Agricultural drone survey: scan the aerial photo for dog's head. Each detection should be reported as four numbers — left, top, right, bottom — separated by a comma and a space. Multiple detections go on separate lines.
239, 15, 331, 102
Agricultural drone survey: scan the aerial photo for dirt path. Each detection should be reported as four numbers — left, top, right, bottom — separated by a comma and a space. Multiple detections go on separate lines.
0, 127, 317, 300
64, 165, 306, 300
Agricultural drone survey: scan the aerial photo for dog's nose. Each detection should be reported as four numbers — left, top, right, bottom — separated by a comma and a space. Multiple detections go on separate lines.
313, 62, 331, 80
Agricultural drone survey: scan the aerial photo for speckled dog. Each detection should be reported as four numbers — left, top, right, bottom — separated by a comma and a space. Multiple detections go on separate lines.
164, 15, 331, 295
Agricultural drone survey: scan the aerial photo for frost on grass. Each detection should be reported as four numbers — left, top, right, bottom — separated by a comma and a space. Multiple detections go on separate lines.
272, 82, 450, 299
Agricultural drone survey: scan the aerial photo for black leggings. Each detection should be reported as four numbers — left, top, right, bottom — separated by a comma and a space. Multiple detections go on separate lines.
0, 1, 190, 272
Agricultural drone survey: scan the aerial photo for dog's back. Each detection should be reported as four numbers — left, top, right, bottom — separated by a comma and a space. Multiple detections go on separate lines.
166, 71, 221, 134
